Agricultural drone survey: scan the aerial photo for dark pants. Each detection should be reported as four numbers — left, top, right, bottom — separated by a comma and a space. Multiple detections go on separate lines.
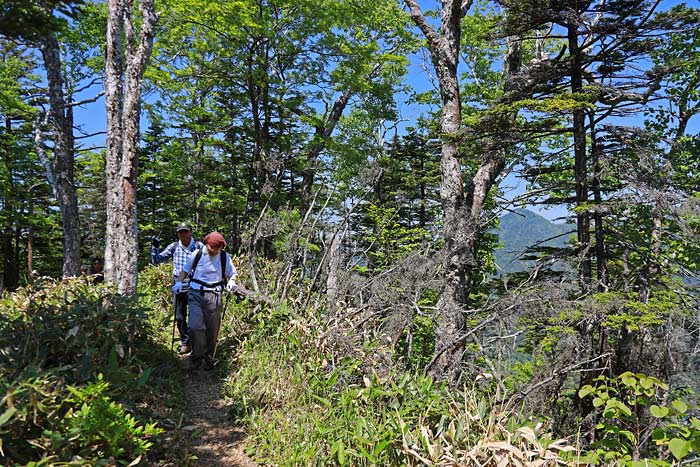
187, 290, 222, 365
174, 290, 190, 345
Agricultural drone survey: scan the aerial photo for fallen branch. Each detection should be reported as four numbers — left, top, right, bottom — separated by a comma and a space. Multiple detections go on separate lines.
232, 284, 272, 306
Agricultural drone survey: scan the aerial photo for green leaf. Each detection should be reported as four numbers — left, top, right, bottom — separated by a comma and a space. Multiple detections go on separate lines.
668, 438, 690, 460
337, 440, 346, 466
638, 375, 655, 390
0, 407, 16, 426
650, 405, 669, 418
373, 438, 390, 457
651, 428, 668, 442
137, 367, 154, 388
604, 399, 632, 417
312, 395, 332, 409
671, 399, 688, 414
620, 430, 637, 444
593, 397, 605, 407
621, 373, 636, 387
579, 385, 594, 398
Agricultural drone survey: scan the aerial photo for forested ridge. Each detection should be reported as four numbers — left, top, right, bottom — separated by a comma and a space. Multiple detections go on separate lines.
1, 0, 699, 466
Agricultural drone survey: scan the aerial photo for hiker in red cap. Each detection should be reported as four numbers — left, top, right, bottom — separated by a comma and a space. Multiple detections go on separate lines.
174, 231, 237, 370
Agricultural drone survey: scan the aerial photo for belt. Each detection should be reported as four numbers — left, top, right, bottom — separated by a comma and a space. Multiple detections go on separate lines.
191, 288, 221, 295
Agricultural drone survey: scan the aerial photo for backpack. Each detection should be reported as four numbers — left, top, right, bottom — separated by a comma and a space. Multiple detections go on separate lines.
187, 249, 228, 289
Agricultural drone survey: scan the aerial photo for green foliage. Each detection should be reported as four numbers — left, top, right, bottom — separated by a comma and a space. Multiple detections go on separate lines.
0, 280, 149, 382
0, 279, 183, 466
222, 291, 575, 467
359, 203, 430, 270
578, 372, 700, 466
0, 0, 85, 40
0, 47, 36, 117
521, 289, 687, 358
5, 375, 163, 464
0, 39, 65, 286
144, 0, 416, 261
397, 313, 435, 371
58, 376, 161, 460
76, 150, 107, 261
349, 129, 441, 274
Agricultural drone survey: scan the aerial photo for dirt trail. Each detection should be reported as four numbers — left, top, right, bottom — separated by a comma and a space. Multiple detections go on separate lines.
183, 369, 257, 467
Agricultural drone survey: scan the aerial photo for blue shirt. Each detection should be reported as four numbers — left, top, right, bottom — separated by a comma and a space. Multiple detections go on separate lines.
152, 238, 203, 278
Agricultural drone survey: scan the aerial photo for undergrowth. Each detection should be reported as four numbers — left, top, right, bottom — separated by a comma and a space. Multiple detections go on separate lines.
3, 261, 697, 467
0, 272, 190, 466
220, 294, 575, 466
217, 259, 699, 467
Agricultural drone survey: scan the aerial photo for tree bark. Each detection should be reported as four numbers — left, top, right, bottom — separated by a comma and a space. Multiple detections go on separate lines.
590, 117, 607, 291
404, 0, 468, 380
568, 17, 592, 289
104, 0, 157, 295
326, 230, 342, 316
39, 34, 81, 278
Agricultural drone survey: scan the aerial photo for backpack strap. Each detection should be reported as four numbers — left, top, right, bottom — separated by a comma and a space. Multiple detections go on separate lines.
188, 249, 228, 289
220, 251, 227, 282
188, 249, 203, 278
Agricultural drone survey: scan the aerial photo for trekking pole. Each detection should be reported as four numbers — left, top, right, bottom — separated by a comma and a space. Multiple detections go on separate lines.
213, 288, 234, 359
170, 288, 177, 351
170, 317, 176, 351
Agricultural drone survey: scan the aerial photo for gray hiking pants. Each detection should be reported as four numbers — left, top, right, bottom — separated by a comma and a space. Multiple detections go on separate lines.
187, 290, 222, 362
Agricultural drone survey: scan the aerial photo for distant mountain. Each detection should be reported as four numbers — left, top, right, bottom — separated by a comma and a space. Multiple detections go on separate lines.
494, 209, 573, 274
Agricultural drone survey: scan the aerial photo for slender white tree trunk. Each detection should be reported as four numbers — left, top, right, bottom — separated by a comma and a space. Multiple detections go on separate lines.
104, 0, 157, 294
326, 230, 342, 316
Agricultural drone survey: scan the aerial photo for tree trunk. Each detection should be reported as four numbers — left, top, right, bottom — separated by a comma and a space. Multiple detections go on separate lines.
301, 88, 354, 208
590, 116, 607, 291
39, 34, 81, 278
104, 0, 157, 295
404, 0, 468, 380
568, 18, 592, 289
326, 230, 342, 316
405, 0, 517, 381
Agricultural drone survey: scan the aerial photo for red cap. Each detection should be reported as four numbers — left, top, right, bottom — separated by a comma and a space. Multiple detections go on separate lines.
204, 231, 227, 248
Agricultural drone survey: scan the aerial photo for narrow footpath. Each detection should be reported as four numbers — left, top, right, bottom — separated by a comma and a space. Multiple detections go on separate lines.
183, 369, 257, 467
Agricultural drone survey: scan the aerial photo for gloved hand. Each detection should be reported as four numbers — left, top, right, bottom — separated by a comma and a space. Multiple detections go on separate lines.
226, 277, 237, 292
151, 235, 161, 248
172, 281, 183, 293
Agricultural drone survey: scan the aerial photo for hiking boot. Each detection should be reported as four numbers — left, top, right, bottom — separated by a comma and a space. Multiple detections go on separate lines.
187, 356, 203, 370
179, 343, 191, 354
201, 358, 215, 371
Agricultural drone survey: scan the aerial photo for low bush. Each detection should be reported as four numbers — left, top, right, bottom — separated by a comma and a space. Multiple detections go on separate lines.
0, 277, 184, 466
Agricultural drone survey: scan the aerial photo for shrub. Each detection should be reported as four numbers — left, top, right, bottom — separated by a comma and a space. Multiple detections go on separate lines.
0, 278, 178, 466
578, 372, 700, 466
